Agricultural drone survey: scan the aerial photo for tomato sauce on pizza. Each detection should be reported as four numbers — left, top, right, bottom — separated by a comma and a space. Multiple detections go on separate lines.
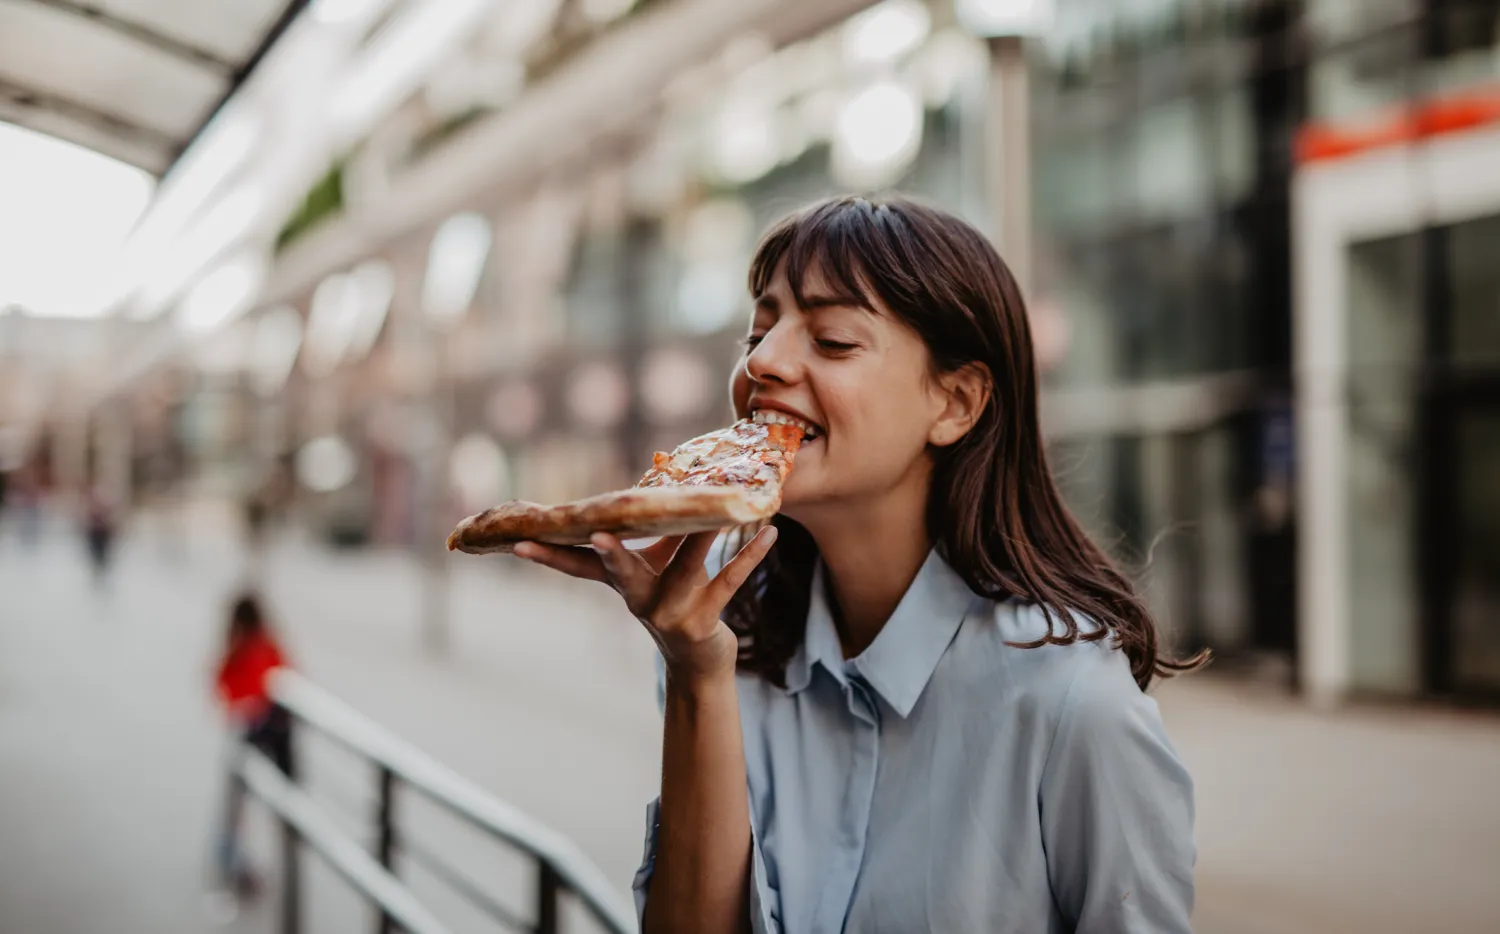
636, 420, 803, 493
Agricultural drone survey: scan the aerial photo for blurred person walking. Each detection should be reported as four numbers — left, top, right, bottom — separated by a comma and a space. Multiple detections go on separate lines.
210, 593, 291, 903
515, 196, 1205, 934
82, 486, 116, 583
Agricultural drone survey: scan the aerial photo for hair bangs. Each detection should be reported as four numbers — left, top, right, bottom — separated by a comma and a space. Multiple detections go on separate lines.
747, 199, 884, 314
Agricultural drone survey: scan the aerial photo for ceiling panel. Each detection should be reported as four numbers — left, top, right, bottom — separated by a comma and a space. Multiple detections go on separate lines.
0, 2, 221, 136
0, 0, 303, 174
100, 0, 287, 63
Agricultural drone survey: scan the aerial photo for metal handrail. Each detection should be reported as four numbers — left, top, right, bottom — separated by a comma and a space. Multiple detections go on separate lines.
239, 752, 454, 934
263, 669, 636, 934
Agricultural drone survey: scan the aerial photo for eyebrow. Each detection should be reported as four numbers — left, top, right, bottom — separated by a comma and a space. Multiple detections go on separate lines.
754, 292, 874, 314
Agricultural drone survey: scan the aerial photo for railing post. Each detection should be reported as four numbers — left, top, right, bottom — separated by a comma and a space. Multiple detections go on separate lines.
536, 860, 560, 934
280, 710, 301, 934
376, 766, 396, 934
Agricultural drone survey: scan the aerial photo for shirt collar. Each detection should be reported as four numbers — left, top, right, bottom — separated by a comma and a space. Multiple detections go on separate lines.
784, 549, 979, 718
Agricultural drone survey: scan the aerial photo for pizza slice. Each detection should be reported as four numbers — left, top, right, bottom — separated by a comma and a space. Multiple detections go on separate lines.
446, 413, 809, 555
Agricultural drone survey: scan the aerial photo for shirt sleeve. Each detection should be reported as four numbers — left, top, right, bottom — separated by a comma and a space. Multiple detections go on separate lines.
1038, 646, 1196, 934
631, 797, 783, 934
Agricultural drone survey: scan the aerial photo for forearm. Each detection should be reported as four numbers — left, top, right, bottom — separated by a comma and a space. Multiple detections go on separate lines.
642, 671, 752, 934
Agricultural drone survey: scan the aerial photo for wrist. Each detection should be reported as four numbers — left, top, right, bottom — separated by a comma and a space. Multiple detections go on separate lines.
664, 663, 737, 705
658, 619, 739, 685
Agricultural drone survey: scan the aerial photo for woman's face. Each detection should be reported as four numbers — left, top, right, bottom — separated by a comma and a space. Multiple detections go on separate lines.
731, 260, 958, 518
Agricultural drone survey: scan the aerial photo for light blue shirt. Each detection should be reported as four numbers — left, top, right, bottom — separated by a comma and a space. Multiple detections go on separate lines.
634, 549, 1195, 933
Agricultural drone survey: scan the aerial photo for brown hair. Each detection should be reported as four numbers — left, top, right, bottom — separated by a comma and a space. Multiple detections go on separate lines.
722, 194, 1208, 690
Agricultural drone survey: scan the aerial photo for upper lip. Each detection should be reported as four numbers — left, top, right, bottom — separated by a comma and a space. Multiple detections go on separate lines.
749, 399, 824, 434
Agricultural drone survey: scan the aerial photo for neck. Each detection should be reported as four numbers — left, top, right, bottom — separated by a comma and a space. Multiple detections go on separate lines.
794, 467, 933, 659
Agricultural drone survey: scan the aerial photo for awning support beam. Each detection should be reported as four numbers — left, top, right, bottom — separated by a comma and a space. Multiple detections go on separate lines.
13, 0, 237, 75
0, 75, 177, 148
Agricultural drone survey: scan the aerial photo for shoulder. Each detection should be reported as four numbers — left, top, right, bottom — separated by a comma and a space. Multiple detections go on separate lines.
954, 599, 1144, 719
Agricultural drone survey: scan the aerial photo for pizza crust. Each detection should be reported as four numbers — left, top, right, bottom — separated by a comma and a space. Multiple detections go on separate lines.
448, 418, 803, 555
446, 484, 779, 555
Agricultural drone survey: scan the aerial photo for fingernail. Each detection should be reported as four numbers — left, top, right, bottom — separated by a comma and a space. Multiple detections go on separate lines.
513, 543, 534, 559
762, 526, 779, 545
591, 533, 612, 550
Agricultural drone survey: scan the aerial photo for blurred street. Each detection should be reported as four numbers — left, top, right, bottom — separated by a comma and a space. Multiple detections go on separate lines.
2, 508, 1497, 934
3, 0, 1500, 931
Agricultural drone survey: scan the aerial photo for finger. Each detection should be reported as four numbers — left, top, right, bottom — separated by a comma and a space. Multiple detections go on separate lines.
590, 533, 656, 600
512, 542, 609, 583
658, 531, 720, 591
637, 535, 687, 575
703, 525, 778, 609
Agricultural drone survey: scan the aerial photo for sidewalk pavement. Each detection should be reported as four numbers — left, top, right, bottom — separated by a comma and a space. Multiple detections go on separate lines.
1, 516, 1497, 933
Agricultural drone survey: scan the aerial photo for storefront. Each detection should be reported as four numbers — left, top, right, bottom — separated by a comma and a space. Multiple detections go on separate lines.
1294, 91, 1500, 703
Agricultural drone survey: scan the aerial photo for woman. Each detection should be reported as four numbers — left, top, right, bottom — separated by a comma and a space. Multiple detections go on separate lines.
516, 195, 1204, 933
212, 592, 291, 896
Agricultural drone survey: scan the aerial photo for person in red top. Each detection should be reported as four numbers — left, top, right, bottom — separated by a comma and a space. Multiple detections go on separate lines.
212, 592, 291, 898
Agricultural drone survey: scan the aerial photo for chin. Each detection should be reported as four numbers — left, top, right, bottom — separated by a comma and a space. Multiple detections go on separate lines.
777, 482, 830, 521
776, 485, 811, 517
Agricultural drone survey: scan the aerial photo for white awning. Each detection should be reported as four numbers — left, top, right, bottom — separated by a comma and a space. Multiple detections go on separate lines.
0, 0, 303, 175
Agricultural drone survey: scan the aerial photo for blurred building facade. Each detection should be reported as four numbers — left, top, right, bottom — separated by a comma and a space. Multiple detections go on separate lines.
1292, 0, 1500, 703
7, 0, 1499, 705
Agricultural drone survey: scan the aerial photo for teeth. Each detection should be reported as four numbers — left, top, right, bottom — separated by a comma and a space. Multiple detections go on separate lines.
752, 409, 820, 438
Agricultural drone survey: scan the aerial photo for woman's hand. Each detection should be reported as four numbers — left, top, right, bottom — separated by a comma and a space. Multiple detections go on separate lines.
512, 527, 777, 683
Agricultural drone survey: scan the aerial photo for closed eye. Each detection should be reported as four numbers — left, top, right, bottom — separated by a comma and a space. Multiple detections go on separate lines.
816, 339, 858, 353
739, 335, 765, 349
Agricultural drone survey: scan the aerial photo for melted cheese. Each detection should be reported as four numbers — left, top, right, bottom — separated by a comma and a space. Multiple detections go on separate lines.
636, 420, 800, 491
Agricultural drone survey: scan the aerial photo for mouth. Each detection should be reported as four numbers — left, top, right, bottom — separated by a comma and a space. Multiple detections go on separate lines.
751, 407, 824, 442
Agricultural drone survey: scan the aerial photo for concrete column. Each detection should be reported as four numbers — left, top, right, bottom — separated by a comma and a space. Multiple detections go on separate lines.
985, 35, 1033, 295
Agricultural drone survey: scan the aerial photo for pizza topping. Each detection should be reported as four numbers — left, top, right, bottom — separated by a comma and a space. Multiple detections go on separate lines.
636, 420, 803, 492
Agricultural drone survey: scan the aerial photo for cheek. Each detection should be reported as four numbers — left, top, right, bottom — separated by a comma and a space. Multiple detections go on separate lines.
821, 369, 931, 455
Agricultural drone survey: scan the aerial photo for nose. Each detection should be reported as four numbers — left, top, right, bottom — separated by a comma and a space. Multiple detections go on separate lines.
744, 322, 802, 387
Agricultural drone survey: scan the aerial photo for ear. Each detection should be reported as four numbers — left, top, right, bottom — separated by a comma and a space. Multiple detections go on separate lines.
928, 362, 991, 447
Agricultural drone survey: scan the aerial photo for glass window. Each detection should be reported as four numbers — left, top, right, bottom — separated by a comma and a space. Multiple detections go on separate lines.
1423, 1, 1500, 96
1037, 134, 1098, 234
1308, 26, 1418, 123
1115, 222, 1217, 380
1137, 432, 1192, 644
1036, 120, 1128, 237
1348, 232, 1422, 375
1448, 213, 1500, 369
1130, 99, 1214, 224
1452, 410, 1500, 692
1041, 242, 1122, 390
1049, 432, 1120, 547
1203, 209, 1252, 372
1195, 425, 1251, 651
1304, 0, 1419, 46
1345, 233, 1423, 693
1209, 86, 1255, 203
